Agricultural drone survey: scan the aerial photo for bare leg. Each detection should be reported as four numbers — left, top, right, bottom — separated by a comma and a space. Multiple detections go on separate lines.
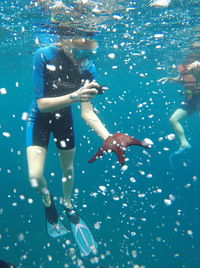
27, 146, 51, 207
169, 108, 190, 148
58, 148, 75, 209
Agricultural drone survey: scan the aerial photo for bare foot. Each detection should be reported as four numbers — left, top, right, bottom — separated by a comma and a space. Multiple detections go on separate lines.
180, 142, 191, 150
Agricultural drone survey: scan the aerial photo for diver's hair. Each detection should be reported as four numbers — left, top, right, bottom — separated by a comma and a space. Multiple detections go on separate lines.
59, 38, 98, 51
183, 52, 200, 64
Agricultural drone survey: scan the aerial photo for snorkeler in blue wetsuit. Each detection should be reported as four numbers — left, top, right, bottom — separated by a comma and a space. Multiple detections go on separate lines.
26, 38, 111, 254
26, 37, 152, 255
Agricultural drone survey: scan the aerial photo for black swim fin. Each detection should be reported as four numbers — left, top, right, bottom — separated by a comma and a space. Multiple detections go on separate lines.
45, 195, 69, 238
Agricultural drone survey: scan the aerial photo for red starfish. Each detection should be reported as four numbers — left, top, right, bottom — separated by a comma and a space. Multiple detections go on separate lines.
88, 133, 150, 165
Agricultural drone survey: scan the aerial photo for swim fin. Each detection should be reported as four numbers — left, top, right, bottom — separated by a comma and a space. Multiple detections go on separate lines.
64, 208, 98, 257
45, 196, 69, 238
169, 144, 191, 168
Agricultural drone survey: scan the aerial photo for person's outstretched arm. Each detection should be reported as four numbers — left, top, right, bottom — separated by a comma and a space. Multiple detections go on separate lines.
81, 102, 110, 140
157, 75, 181, 84
81, 102, 153, 165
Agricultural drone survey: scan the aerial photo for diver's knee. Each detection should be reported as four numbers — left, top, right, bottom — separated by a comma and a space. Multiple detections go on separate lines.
29, 176, 49, 194
169, 116, 176, 126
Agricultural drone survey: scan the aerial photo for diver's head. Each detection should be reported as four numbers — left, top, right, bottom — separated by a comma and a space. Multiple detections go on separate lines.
188, 61, 200, 71
188, 61, 200, 75
71, 38, 98, 60
61, 38, 98, 61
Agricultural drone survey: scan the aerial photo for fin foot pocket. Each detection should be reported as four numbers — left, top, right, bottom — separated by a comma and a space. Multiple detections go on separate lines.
45, 195, 58, 224
46, 219, 69, 238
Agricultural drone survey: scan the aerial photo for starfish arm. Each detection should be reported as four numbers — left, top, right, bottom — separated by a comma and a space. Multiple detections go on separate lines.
88, 133, 151, 164
88, 147, 103, 163
115, 147, 125, 165
128, 137, 144, 147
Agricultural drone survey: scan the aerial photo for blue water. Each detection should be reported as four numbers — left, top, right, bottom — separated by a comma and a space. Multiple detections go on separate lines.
0, 1, 200, 267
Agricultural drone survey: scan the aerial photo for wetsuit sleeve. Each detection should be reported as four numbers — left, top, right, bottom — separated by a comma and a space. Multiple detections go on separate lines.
82, 61, 97, 81
87, 62, 97, 80
32, 48, 47, 99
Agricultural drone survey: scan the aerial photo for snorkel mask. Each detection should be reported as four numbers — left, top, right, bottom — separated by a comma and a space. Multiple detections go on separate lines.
73, 47, 98, 60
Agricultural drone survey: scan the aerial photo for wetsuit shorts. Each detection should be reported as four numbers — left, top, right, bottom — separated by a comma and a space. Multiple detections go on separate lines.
26, 107, 74, 150
180, 96, 200, 114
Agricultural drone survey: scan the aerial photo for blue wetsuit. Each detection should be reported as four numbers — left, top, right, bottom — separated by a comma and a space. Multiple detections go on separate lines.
26, 46, 96, 150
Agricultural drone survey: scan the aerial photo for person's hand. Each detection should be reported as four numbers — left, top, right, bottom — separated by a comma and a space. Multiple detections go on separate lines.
70, 80, 99, 102
95, 85, 109, 95
157, 77, 171, 84
88, 133, 153, 165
